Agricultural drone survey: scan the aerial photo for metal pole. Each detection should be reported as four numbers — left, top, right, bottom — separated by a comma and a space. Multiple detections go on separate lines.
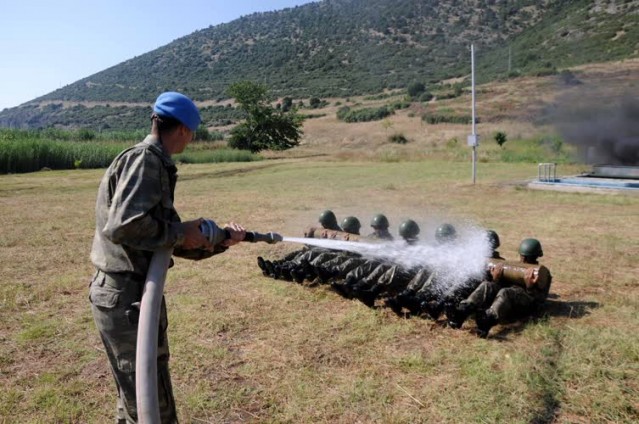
471, 44, 477, 184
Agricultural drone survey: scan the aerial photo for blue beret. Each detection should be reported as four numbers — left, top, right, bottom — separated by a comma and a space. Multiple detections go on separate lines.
153, 91, 201, 131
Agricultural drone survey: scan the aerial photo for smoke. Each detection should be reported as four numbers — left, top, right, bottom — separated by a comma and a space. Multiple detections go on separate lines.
283, 223, 491, 295
550, 90, 639, 166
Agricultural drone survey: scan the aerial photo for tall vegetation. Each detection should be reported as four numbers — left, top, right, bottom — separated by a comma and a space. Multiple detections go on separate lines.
226, 81, 304, 153
0, 129, 259, 174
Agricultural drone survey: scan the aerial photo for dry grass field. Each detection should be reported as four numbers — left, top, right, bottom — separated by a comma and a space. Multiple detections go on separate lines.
1, 59, 638, 423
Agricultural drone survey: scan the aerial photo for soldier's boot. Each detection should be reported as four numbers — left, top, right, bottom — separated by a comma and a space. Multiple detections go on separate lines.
384, 296, 404, 316
271, 263, 283, 280
388, 289, 417, 314
290, 266, 306, 284
403, 294, 424, 316
316, 267, 336, 284
300, 260, 316, 281
343, 274, 359, 289
445, 301, 471, 329
355, 286, 379, 308
330, 281, 353, 298
263, 260, 277, 278
420, 299, 443, 320
257, 257, 268, 276
475, 309, 498, 338
278, 264, 294, 281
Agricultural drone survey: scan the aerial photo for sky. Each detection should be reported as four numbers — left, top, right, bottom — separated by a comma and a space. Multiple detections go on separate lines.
0, 0, 318, 111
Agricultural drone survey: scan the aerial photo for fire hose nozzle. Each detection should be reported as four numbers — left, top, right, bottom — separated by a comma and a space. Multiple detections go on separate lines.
200, 219, 282, 245
245, 231, 283, 244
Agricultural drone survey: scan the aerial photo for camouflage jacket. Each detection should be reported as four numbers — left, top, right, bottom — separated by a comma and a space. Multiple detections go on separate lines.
91, 135, 220, 277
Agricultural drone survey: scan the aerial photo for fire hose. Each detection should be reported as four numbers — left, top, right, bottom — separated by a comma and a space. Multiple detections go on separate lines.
136, 219, 281, 423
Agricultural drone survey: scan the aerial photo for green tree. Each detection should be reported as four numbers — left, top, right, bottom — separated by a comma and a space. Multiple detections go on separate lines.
494, 131, 507, 148
407, 82, 426, 99
281, 97, 293, 112
226, 81, 304, 152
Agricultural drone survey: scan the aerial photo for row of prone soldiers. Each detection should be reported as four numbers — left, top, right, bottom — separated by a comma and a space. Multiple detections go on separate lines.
257, 210, 552, 338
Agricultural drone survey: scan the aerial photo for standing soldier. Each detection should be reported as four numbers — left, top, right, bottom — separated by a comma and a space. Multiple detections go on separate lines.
89, 92, 246, 423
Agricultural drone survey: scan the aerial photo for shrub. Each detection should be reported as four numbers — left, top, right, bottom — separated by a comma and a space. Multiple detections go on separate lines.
422, 113, 476, 124
336, 106, 393, 123
407, 82, 426, 99
494, 131, 507, 147
388, 133, 408, 144
419, 92, 434, 102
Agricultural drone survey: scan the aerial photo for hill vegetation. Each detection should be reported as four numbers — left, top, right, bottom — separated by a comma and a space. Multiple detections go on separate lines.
0, 0, 637, 131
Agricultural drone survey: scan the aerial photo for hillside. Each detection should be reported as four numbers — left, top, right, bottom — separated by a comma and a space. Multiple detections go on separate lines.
0, 0, 637, 130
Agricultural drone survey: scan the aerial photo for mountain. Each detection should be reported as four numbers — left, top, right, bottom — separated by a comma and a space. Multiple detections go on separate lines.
1, 0, 637, 130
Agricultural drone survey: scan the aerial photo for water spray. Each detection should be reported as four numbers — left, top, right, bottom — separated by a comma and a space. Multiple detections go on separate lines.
283, 226, 492, 294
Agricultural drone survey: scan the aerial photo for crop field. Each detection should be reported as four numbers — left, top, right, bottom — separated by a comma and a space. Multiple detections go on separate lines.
0, 155, 637, 423
1, 60, 638, 423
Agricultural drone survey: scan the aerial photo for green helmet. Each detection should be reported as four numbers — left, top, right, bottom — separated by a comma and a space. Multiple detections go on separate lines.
486, 230, 500, 250
370, 214, 390, 230
399, 219, 420, 240
341, 216, 361, 235
318, 210, 339, 230
435, 223, 457, 243
519, 238, 543, 258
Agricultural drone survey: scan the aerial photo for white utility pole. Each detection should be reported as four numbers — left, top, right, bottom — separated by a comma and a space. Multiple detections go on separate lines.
467, 44, 479, 184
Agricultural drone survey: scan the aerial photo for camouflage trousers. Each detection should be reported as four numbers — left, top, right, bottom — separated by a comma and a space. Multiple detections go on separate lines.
89, 270, 178, 423
460, 280, 536, 321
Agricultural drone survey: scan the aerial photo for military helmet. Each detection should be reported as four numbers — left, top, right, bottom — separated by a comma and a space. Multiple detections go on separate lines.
370, 213, 390, 229
435, 223, 457, 243
318, 210, 338, 229
486, 230, 500, 249
519, 238, 543, 258
399, 219, 420, 240
342, 216, 361, 235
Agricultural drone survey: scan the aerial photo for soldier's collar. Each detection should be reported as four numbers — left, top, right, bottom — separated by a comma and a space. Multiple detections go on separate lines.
141, 135, 176, 168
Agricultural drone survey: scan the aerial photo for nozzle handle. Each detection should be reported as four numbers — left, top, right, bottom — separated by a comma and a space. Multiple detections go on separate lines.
244, 232, 283, 244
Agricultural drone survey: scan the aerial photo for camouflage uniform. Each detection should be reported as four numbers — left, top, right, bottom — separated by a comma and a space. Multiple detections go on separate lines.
367, 229, 393, 241
459, 261, 551, 322
89, 135, 222, 423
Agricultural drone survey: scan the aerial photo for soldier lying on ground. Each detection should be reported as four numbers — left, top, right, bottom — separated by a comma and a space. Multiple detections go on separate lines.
368, 213, 394, 240
447, 238, 552, 337
329, 218, 421, 306
384, 223, 459, 317
257, 212, 359, 283
309, 213, 396, 285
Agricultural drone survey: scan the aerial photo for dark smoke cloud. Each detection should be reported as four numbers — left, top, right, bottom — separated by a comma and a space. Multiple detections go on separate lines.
548, 88, 639, 166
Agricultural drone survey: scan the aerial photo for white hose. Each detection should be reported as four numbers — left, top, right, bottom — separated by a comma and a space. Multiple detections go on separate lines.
136, 248, 173, 423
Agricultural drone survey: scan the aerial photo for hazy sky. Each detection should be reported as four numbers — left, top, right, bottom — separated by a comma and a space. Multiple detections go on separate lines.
0, 0, 317, 111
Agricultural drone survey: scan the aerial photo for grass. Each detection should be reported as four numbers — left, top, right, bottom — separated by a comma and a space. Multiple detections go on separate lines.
1, 62, 637, 422
0, 156, 638, 423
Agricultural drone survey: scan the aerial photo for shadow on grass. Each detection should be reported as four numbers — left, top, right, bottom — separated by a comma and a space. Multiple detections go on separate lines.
490, 295, 600, 340
542, 297, 600, 319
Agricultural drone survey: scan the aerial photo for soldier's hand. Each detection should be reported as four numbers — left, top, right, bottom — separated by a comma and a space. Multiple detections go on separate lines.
222, 221, 246, 247
524, 267, 538, 287
490, 263, 504, 283
181, 218, 213, 251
